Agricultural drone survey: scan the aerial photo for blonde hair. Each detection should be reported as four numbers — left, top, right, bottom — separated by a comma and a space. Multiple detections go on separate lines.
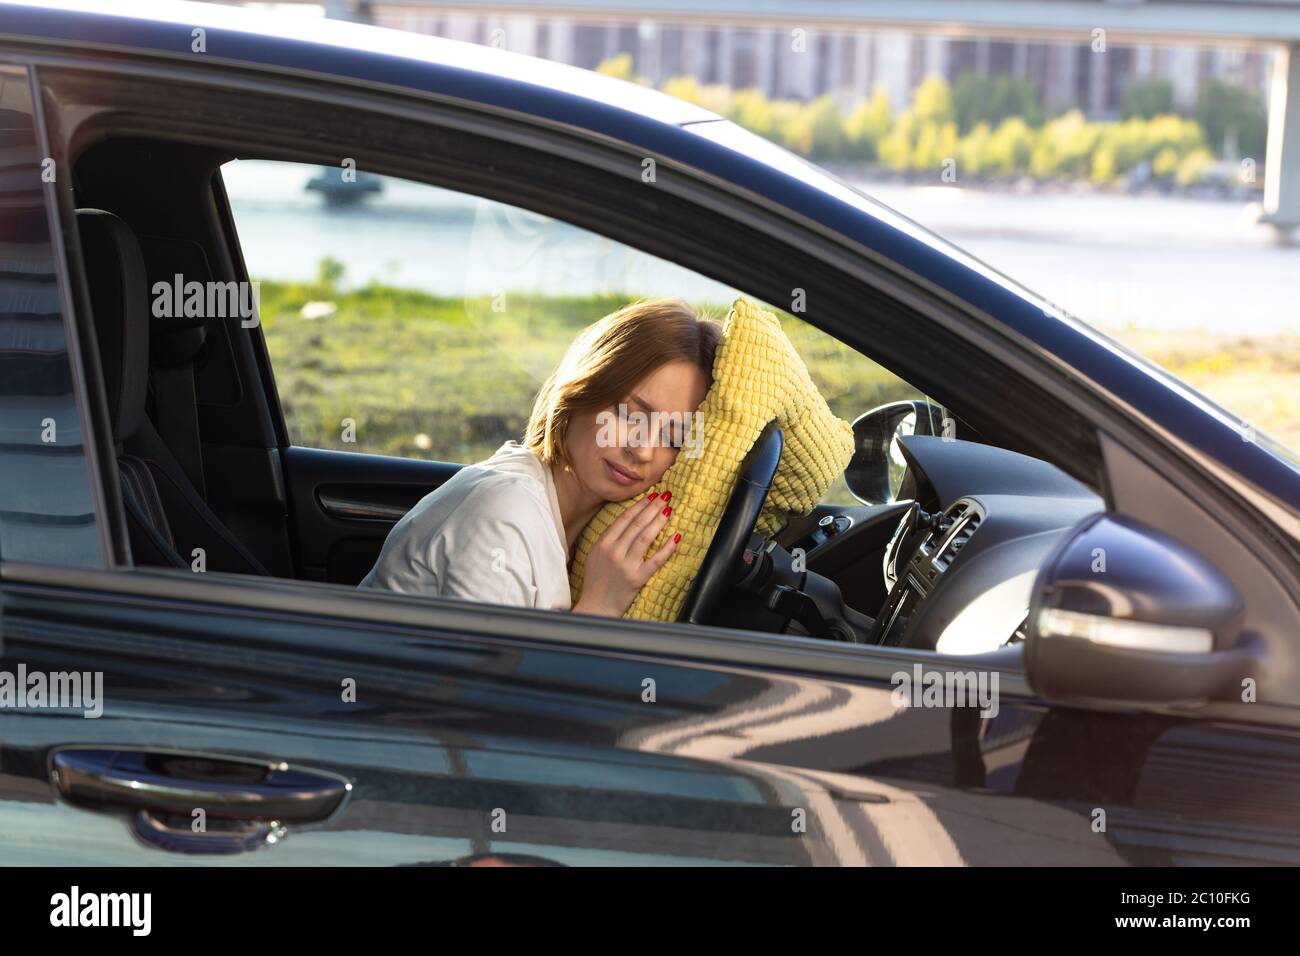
525, 298, 721, 468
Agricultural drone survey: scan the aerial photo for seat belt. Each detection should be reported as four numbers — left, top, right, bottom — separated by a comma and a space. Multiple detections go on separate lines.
152, 361, 206, 501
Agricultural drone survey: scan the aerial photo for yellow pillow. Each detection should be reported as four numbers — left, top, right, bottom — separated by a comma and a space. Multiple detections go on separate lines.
569, 298, 855, 621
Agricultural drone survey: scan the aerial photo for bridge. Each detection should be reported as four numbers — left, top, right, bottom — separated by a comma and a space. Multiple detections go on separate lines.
301, 0, 1300, 231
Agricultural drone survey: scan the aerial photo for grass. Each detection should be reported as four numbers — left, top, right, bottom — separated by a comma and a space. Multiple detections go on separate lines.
1105, 326, 1300, 459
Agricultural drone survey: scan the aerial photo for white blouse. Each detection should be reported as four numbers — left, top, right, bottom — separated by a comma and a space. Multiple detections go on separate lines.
359, 441, 572, 610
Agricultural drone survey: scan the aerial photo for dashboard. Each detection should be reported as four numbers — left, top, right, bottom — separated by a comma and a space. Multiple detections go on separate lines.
776, 435, 1105, 651
749, 433, 1105, 651
869, 436, 1103, 653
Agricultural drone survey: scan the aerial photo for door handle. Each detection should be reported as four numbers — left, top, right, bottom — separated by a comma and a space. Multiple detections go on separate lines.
317, 491, 411, 521
50, 748, 351, 854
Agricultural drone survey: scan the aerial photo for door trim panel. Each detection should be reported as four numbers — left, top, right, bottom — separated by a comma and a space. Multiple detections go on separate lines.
280, 445, 459, 583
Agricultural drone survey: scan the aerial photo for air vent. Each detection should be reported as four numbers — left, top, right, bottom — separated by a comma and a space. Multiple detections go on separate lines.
932, 501, 983, 572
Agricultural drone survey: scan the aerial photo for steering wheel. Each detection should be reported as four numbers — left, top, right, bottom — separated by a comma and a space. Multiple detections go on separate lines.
678, 422, 783, 625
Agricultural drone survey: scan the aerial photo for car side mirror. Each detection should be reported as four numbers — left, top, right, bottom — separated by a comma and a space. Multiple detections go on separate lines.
845, 400, 949, 504
1025, 513, 1260, 704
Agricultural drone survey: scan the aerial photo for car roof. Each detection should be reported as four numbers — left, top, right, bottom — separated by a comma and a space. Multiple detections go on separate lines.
4, 0, 1299, 521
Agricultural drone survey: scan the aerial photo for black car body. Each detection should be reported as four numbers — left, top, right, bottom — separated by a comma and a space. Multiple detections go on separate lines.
0, 0, 1298, 866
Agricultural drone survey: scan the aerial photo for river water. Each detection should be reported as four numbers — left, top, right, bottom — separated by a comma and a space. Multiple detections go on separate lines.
224, 160, 1299, 335
855, 179, 1300, 335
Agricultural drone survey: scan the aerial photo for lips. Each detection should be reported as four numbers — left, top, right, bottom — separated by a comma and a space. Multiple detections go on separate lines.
603, 459, 641, 486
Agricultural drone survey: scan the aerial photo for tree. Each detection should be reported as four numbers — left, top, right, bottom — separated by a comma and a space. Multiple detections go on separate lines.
913, 120, 958, 174
1196, 78, 1268, 159
952, 73, 1042, 134
596, 53, 638, 83
1029, 109, 1100, 179
1152, 146, 1180, 179
913, 75, 954, 125
785, 96, 847, 159
1090, 141, 1118, 184
661, 75, 702, 104
957, 122, 994, 177
843, 85, 893, 161
317, 256, 345, 288
1175, 147, 1216, 186
1121, 78, 1175, 120
660, 74, 732, 115
987, 117, 1035, 176
728, 88, 777, 139
877, 112, 917, 172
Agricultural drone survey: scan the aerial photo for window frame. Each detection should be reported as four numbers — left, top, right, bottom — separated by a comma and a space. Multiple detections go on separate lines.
78, 70, 1105, 481
216, 155, 924, 473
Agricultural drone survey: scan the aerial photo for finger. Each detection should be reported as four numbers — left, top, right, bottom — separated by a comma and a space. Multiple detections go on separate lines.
601, 493, 656, 547
607, 491, 664, 551
638, 531, 682, 583
630, 504, 672, 560
620, 497, 671, 558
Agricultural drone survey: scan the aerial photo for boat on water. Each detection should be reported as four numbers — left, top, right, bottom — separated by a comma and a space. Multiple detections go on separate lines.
305, 165, 384, 206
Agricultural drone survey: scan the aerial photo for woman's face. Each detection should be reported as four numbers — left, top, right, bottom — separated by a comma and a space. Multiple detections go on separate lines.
565, 359, 710, 502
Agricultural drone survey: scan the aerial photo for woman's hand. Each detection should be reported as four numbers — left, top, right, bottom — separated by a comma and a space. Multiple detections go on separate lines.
573, 491, 682, 618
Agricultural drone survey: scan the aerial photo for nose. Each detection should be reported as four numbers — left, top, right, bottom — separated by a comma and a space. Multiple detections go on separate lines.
614, 416, 655, 464
623, 439, 653, 465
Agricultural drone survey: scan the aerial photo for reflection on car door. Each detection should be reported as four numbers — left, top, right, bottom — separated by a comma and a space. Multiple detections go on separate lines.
8, 566, 1300, 865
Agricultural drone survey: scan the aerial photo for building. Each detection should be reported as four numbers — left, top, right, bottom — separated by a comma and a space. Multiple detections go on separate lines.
364, 7, 1272, 117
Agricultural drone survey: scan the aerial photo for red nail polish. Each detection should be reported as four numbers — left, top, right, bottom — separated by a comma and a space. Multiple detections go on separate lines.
648, 492, 659, 501
673, 532, 682, 544
662, 506, 672, 517
660, 491, 672, 502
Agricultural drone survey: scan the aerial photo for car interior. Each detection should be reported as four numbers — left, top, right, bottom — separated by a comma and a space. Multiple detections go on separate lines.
51, 67, 1114, 658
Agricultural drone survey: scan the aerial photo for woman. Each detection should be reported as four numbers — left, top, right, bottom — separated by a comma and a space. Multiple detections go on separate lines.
360, 298, 720, 617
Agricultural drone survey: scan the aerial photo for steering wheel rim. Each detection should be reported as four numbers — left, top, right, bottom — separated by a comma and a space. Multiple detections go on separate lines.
678, 422, 783, 625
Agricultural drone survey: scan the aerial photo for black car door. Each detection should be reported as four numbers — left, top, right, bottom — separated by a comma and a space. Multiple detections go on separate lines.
10, 559, 1300, 866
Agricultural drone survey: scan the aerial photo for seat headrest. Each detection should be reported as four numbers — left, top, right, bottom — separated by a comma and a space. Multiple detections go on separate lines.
77, 208, 149, 442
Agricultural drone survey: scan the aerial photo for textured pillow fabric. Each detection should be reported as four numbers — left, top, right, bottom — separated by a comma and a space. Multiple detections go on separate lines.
568, 297, 855, 621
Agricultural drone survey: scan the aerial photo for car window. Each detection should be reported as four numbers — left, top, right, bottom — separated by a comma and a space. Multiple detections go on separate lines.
220, 159, 925, 504
0, 66, 102, 568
